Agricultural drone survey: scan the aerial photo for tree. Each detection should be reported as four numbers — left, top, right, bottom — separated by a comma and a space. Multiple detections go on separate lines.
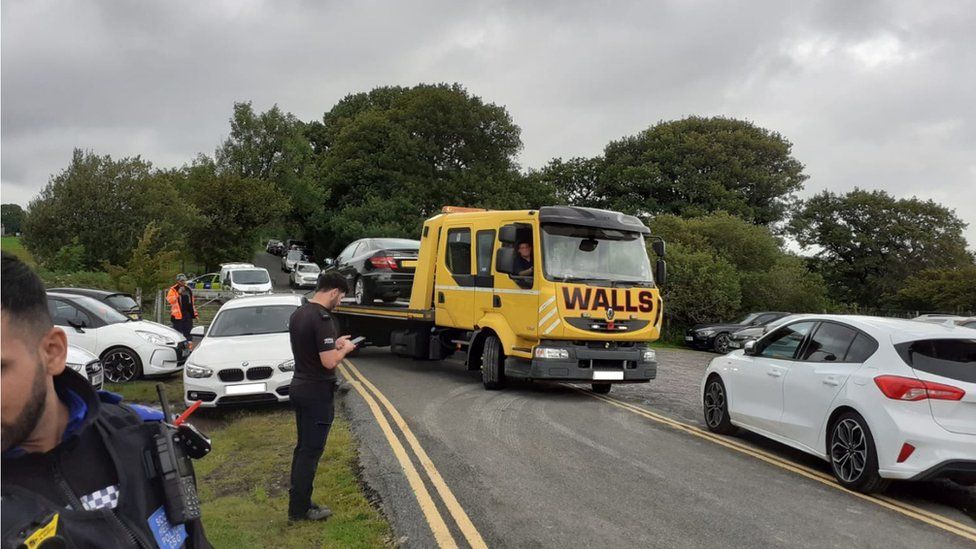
102, 222, 180, 296
533, 157, 604, 207
1, 204, 26, 234
22, 150, 194, 269
789, 189, 972, 307
891, 266, 976, 313
660, 242, 742, 328
600, 117, 806, 225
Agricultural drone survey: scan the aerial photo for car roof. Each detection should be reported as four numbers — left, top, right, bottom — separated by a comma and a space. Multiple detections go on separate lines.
220, 263, 255, 268
218, 293, 302, 310
49, 287, 128, 298
778, 314, 975, 343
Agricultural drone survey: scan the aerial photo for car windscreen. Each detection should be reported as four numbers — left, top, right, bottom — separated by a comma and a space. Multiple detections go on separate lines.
895, 338, 976, 383
737, 313, 760, 325
231, 269, 270, 285
287, 250, 304, 260
208, 305, 298, 337
297, 263, 320, 273
541, 224, 651, 283
69, 295, 129, 325
372, 239, 420, 251
106, 294, 139, 311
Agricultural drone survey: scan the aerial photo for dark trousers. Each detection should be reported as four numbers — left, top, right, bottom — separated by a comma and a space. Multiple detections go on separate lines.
171, 317, 193, 341
288, 381, 336, 518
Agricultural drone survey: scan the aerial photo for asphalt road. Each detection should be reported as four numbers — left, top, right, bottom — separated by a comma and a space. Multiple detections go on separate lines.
254, 252, 976, 548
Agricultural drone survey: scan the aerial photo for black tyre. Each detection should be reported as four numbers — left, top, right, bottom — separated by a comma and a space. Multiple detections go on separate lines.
591, 383, 611, 394
829, 411, 889, 493
481, 334, 505, 390
703, 376, 738, 435
382, 295, 398, 303
712, 332, 732, 354
354, 277, 374, 305
102, 346, 143, 384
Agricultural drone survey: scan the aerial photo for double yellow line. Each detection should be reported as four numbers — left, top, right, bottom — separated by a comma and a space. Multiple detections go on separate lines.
338, 360, 487, 549
571, 386, 976, 543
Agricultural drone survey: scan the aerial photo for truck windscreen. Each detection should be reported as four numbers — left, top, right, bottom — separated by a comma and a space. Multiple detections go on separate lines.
541, 224, 652, 284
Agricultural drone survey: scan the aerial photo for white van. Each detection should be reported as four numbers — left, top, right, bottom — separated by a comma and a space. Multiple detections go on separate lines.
219, 263, 273, 297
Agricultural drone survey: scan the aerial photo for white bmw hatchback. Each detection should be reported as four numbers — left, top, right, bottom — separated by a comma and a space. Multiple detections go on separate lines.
701, 315, 975, 492
183, 294, 300, 407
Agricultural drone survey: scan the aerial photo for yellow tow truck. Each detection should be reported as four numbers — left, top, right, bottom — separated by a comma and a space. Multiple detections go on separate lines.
332, 205, 667, 393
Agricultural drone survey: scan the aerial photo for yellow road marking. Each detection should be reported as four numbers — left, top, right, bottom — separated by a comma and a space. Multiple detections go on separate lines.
336, 363, 458, 548
344, 360, 489, 549
570, 386, 976, 543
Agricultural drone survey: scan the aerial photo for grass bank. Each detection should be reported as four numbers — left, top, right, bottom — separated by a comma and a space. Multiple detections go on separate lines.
1, 236, 35, 265
107, 378, 392, 547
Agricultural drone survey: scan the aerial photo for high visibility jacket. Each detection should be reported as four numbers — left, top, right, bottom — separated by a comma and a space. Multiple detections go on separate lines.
167, 284, 197, 320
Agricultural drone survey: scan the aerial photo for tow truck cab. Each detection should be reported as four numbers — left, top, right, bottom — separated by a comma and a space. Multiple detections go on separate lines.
335, 206, 666, 389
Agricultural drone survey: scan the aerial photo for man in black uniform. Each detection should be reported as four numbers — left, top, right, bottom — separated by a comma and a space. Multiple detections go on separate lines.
514, 241, 534, 276
287, 272, 358, 522
1, 252, 211, 548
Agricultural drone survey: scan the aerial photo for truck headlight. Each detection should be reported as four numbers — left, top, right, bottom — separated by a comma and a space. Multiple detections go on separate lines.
136, 330, 175, 346
278, 359, 295, 372
534, 347, 569, 360
642, 349, 656, 362
185, 362, 213, 378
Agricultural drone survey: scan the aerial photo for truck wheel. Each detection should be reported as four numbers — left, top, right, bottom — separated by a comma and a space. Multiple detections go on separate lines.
481, 335, 505, 390
591, 383, 611, 394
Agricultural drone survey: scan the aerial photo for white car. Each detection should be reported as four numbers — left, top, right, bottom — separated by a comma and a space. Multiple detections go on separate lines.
219, 264, 273, 297
281, 249, 305, 272
290, 262, 321, 289
48, 292, 189, 383
183, 294, 300, 407
701, 315, 975, 492
66, 344, 104, 390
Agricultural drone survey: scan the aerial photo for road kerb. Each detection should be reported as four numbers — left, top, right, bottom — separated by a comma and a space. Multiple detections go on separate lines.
344, 360, 489, 549
569, 385, 976, 543
337, 362, 458, 548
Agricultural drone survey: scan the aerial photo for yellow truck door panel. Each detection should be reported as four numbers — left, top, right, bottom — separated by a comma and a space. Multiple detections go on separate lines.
436, 225, 475, 329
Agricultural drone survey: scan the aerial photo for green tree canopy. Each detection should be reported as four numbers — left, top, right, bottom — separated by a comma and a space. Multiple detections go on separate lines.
598, 117, 806, 225
890, 266, 976, 313
22, 149, 194, 269
1, 204, 26, 234
789, 188, 972, 307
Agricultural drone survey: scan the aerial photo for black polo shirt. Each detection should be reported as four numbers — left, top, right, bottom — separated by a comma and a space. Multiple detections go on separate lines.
289, 302, 338, 386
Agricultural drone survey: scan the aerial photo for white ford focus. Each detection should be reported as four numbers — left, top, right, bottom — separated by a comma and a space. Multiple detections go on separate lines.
701, 315, 975, 492
183, 294, 300, 407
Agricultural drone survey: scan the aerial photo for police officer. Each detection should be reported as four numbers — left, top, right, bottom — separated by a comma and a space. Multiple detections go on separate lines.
287, 272, 357, 522
1, 252, 211, 548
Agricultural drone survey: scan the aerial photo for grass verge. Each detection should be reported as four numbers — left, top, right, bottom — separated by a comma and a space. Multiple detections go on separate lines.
105, 378, 392, 547
1, 236, 35, 265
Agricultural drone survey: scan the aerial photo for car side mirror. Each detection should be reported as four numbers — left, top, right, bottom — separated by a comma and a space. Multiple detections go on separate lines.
655, 258, 666, 287
743, 340, 757, 355
495, 247, 517, 274
323, 258, 335, 267
190, 325, 206, 337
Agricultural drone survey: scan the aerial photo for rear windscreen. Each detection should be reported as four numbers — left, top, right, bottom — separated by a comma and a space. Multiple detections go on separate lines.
895, 339, 976, 383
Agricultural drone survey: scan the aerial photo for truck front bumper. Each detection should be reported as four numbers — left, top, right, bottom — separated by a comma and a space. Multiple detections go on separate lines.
504, 340, 657, 383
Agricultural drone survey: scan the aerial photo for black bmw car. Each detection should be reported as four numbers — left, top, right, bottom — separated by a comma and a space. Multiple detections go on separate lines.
685, 311, 791, 353
323, 238, 420, 305
49, 288, 143, 320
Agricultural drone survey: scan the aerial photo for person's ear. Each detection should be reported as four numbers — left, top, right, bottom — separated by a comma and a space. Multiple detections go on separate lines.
39, 327, 68, 377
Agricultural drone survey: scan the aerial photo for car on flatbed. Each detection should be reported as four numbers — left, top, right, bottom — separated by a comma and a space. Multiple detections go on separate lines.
322, 238, 420, 305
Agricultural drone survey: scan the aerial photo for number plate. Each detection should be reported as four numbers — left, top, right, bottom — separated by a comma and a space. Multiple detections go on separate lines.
91, 372, 104, 388
593, 370, 624, 381
684, 336, 694, 342
225, 383, 266, 395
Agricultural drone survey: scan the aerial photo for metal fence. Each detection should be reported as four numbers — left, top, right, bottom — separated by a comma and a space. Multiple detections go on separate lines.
150, 290, 224, 325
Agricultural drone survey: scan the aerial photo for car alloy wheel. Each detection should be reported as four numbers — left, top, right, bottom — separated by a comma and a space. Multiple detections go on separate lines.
830, 418, 867, 483
713, 333, 731, 353
704, 381, 726, 428
103, 348, 139, 383
355, 278, 365, 304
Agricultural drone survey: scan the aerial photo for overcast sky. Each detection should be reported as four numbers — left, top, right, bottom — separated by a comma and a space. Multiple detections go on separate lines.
3, 0, 974, 245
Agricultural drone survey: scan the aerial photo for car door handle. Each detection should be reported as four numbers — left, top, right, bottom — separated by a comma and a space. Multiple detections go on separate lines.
767, 369, 782, 377
823, 376, 840, 387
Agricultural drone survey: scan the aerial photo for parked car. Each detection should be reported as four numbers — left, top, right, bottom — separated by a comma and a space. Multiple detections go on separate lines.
49, 288, 142, 320
66, 344, 104, 390
186, 272, 225, 301
701, 315, 976, 492
322, 238, 420, 305
266, 239, 284, 255
290, 262, 321, 289
47, 292, 189, 383
281, 249, 305, 273
285, 239, 306, 251
728, 314, 805, 349
219, 263, 273, 296
686, 312, 791, 353
913, 314, 976, 329
183, 294, 301, 407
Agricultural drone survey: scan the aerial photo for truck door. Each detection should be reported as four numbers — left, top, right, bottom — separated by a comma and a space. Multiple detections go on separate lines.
493, 223, 539, 341
473, 229, 497, 319
436, 225, 475, 329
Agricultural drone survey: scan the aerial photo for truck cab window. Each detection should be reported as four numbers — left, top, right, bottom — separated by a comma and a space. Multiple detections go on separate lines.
446, 228, 472, 275
476, 230, 496, 276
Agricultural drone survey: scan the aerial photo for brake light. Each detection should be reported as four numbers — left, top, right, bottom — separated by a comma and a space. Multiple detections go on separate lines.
369, 256, 398, 270
873, 375, 965, 401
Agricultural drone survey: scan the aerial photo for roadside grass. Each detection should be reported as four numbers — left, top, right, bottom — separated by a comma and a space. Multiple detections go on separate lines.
1, 236, 35, 265
104, 378, 391, 548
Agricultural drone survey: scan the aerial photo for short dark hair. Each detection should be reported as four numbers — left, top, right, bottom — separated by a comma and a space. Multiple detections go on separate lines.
315, 271, 349, 294
1, 252, 53, 339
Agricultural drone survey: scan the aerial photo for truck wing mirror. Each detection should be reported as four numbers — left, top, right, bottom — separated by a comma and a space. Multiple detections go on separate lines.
655, 258, 667, 287
495, 247, 517, 274
499, 225, 517, 244
651, 238, 666, 257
